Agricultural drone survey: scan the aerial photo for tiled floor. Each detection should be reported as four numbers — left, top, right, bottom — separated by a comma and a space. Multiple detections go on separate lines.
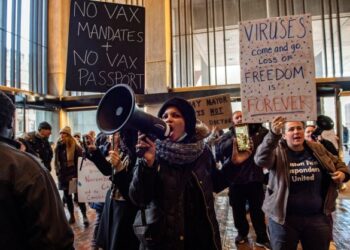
68, 181, 350, 250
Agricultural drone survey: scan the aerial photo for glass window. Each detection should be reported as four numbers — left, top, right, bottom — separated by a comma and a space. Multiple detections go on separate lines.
20, 0, 30, 90
172, 0, 350, 87
66, 110, 99, 137
5, 0, 12, 87
15, 108, 59, 144
1, 0, 48, 93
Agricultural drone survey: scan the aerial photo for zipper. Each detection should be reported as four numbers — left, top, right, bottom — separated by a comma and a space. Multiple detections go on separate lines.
191, 171, 219, 250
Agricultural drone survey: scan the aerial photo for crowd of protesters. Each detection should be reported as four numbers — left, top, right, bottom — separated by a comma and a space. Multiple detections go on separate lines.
1, 89, 349, 250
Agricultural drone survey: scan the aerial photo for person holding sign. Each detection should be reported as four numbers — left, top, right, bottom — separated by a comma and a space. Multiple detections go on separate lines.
129, 97, 253, 250
255, 117, 350, 250
84, 129, 139, 250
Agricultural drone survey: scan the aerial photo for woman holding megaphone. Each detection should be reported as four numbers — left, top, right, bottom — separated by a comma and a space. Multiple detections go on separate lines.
129, 97, 253, 250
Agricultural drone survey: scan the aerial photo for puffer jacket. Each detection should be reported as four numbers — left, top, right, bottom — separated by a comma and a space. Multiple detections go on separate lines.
254, 131, 350, 225
129, 125, 241, 250
0, 136, 74, 249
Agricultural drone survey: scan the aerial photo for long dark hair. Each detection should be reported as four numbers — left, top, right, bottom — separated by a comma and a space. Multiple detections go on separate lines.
119, 128, 138, 158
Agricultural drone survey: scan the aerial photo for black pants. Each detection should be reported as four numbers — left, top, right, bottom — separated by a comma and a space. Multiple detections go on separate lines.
63, 190, 87, 216
229, 182, 268, 242
96, 190, 139, 250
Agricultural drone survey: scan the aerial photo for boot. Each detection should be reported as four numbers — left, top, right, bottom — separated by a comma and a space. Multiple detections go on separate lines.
68, 211, 75, 224
82, 214, 89, 226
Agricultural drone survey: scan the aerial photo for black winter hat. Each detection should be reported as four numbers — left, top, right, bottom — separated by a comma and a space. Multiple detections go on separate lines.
38, 121, 52, 131
157, 97, 196, 137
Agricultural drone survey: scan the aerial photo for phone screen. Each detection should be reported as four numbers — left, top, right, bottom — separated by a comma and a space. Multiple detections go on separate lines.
82, 135, 90, 152
235, 124, 250, 152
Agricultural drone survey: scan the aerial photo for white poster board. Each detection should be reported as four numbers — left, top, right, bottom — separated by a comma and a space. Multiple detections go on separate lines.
240, 14, 316, 123
189, 94, 232, 130
77, 157, 111, 202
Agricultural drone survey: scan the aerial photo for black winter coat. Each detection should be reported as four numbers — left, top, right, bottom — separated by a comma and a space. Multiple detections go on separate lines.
87, 148, 139, 250
129, 146, 239, 250
24, 131, 53, 171
0, 136, 74, 249
216, 126, 268, 185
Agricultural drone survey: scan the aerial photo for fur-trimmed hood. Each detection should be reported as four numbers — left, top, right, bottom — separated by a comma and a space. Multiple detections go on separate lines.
194, 120, 211, 141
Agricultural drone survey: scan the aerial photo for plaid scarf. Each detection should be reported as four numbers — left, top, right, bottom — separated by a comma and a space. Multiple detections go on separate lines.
155, 138, 205, 165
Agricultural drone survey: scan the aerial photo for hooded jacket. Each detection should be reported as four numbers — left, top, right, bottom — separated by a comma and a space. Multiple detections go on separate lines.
129, 124, 241, 250
254, 131, 350, 225
0, 136, 74, 249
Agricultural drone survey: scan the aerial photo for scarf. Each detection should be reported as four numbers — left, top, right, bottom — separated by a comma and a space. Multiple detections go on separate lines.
155, 138, 205, 165
61, 136, 76, 167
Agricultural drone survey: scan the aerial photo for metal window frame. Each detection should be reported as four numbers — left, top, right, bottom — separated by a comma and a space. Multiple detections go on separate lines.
42, 0, 48, 94
10, 0, 16, 88
15, 0, 21, 89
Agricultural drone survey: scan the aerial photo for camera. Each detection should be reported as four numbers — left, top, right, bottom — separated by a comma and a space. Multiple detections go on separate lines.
311, 115, 334, 141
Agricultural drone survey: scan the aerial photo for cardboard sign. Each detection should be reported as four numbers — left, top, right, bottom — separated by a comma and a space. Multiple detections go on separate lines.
189, 94, 232, 130
77, 157, 111, 202
240, 14, 316, 123
66, 0, 145, 93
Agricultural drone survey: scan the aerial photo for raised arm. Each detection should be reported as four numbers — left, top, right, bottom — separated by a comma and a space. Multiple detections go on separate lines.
254, 117, 285, 169
129, 135, 158, 207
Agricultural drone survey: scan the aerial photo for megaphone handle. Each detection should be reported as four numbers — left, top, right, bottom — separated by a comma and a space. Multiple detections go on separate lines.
136, 147, 147, 158
135, 134, 157, 158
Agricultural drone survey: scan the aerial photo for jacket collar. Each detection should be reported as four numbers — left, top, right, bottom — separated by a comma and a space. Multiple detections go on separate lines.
0, 136, 21, 149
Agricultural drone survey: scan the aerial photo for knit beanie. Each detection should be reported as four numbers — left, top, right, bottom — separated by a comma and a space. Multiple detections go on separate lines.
59, 126, 72, 136
38, 121, 52, 131
157, 97, 196, 138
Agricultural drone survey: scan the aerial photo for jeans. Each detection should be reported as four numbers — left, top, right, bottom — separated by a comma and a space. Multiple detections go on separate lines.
268, 214, 331, 250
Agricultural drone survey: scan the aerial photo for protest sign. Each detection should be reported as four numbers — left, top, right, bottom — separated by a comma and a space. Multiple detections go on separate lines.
189, 94, 232, 130
66, 0, 145, 93
240, 14, 316, 122
78, 157, 111, 202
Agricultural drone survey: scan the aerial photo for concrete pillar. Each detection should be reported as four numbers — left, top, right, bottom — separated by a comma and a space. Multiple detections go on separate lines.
144, 0, 171, 114
47, 0, 70, 97
47, 0, 171, 115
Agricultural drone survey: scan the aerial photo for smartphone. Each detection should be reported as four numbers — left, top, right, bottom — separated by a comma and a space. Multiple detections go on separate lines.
82, 135, 91, 152
234, 124, 251, 152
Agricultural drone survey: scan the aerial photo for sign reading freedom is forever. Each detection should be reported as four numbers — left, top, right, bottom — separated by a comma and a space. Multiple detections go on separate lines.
240, 14, 316, 123
66, 0, 145, 93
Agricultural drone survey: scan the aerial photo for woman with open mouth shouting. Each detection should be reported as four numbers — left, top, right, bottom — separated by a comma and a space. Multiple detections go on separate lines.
129, 97, 252, 250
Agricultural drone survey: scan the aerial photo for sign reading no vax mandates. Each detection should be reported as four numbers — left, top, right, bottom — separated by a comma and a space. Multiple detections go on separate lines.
66, 0, 145, 93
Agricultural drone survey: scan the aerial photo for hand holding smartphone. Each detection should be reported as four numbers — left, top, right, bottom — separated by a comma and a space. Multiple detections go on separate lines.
234, 124, 251, 152
82, 134, 93, 152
